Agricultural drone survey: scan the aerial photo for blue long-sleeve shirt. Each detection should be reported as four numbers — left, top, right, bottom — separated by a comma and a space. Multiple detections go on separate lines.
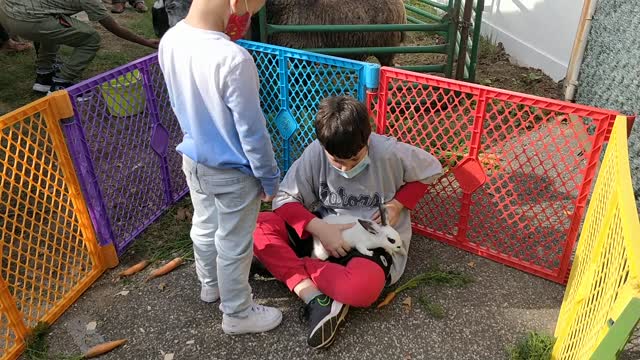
158, 20, 280, 195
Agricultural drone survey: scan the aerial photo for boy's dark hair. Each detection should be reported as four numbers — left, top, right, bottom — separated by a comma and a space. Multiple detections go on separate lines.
314, 96, 371, 159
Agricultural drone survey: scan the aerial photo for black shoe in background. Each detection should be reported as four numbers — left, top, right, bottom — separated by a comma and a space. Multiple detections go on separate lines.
48, 79, 75, 94
33, 72, 54, 93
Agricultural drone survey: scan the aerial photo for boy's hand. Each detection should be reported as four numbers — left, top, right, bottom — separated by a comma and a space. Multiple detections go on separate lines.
146, 39, 160, 49
373, 199, 404, 227
306, 218, 354, 258
261, 192, 275, 202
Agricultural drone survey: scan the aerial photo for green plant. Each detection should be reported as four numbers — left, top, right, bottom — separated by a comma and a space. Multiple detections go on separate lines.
25, 322, 50, 360
377, 265, 474, 307
508, 331, 556, 360
418, 296, 445, 319
24, 322, 83, 360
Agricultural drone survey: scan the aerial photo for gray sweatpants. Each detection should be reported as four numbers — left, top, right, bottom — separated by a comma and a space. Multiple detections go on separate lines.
182, 156, 261, 317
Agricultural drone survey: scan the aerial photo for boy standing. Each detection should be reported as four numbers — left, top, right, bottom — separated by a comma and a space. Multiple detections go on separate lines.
158, 0, 282, 334
253, 96, 443, 348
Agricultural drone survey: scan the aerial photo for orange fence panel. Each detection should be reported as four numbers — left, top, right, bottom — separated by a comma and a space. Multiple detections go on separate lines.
0, 93, 108, 359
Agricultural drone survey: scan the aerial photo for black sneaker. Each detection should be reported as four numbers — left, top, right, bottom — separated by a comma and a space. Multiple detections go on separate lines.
53, 60, 63, 73
47, 80, 75, 95
33, 72, 54, 93
300, 295, 349, 349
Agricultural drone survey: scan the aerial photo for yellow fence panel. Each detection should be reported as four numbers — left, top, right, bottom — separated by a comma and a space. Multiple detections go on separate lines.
0, 93, 107, 360
552, 115, 640, 359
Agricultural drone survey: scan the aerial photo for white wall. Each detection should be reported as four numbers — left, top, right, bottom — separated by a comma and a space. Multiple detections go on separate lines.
479, 0, 584, 81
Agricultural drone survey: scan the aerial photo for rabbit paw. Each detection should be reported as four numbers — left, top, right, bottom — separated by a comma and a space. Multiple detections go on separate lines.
356, 244, 374, 257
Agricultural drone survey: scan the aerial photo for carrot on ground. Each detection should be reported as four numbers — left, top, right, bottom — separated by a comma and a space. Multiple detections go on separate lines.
145, 257, 184, 282
117, 260, 149, 278
83, 339, 127, 358
376, 291, 397, 308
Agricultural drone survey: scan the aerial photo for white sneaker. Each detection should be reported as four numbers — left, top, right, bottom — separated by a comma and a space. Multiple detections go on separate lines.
222, 303, 283, 335
201, 285, 220, 303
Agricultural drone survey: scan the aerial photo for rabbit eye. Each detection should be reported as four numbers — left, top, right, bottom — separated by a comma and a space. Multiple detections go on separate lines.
387, 237, 396, 244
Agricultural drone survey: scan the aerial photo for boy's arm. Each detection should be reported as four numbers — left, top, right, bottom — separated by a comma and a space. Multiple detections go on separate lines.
273, 202, 316, 238
274, 199, 354, 257
99, 17, 159, 48
394, 181, 430, 210
271, 144, 319, 238
397, 142, 444, 185
224, 58, 281, 196
83, 1, 158, 48
374, 142, 443, 225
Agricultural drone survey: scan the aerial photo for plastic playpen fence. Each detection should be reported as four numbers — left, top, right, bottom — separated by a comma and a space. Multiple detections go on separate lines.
552, 116, 640, 359
372, 67, 618, 284
62, 42, 379, 254
0, 93, 105, 360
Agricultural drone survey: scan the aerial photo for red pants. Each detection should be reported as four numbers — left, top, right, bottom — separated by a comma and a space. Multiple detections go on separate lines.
253, 212, 386, 307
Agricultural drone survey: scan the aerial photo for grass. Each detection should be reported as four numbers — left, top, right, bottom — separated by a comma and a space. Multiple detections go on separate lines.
507, 332, 556, 360
0, 0, 157, 116
126, 198, 273, 262
477, 35, 502, 63
24, 322, 50, 360
24, 322, 83, 360
404, 0, 443, 21
127, 197, 194, 262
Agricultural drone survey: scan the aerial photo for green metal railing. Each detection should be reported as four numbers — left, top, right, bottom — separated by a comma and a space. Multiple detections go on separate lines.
255, 0, 484, 81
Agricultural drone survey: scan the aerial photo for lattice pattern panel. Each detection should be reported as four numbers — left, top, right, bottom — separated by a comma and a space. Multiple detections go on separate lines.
374, 69, 618, 283
241, 41, 380, 172
64, 57, 176, 254
148, 61, 189, 202
63, 44, 379, 254
0, 95, 104, 360
0, 290, 21, 360
553, 116, 640, 359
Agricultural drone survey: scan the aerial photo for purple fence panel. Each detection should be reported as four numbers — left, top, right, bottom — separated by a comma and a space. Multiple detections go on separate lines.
62, 54, 178, 254
147, 61, 189, 202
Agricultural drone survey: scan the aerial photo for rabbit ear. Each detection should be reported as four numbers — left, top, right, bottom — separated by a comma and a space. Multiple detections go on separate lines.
378, 201, 387, 226
358, 219, 379, 235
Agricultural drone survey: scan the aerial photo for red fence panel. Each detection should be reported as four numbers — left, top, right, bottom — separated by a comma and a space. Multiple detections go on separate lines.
374, 68, 618, 283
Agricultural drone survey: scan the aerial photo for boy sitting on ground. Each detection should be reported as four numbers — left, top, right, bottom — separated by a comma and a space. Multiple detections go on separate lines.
252, 95, 443, 349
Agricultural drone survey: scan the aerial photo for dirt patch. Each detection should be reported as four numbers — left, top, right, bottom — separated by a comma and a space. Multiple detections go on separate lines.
475, 42, 563, 99
392, 32, 564, 100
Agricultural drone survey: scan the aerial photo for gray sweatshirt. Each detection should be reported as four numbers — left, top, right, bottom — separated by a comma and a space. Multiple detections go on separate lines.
273, 133, 443, 284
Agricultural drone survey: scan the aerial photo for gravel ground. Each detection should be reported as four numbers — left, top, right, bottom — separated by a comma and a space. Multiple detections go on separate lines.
41, 234, 564, 360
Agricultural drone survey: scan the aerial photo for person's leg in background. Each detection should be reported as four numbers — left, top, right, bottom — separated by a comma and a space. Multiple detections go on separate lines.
165, 0, 191, 27
152, 0, 191, 38
0, 23, 32, 52
0, 24, 8, 45
111, 0, 148, 14
43, 15, 101, 91
3, 13, 100, 92
253, 212, 387, 349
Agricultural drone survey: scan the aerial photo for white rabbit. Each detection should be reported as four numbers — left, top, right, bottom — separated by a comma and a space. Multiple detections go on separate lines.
311, 203, 405, 260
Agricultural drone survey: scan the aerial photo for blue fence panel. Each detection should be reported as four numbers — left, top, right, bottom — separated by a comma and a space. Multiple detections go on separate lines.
239, 40, 380, 171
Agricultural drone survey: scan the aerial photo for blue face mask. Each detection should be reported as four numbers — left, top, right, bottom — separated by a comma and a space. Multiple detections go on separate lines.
332, 154, 370, 179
